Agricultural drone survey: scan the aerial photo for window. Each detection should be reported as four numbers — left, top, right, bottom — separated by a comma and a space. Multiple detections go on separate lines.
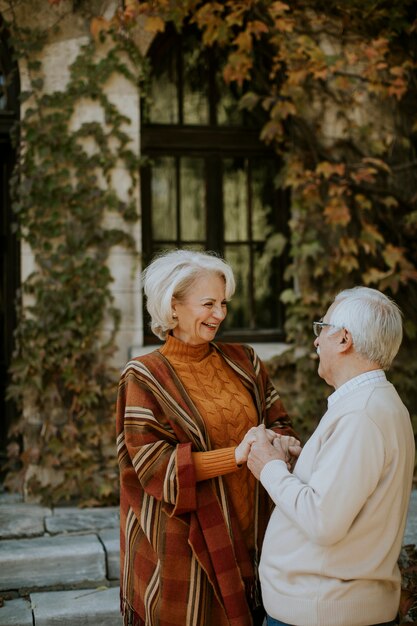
141, 26, 289, 343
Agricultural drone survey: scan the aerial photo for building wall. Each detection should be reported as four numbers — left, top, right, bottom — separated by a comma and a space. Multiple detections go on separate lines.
0, 0, 151, 368
0, 0, 287, 371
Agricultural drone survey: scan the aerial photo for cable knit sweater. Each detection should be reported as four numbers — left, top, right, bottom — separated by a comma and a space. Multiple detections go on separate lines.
160, 334, 258, 549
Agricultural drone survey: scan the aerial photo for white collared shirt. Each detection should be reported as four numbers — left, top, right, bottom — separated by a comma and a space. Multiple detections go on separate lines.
327, 369, 387, 407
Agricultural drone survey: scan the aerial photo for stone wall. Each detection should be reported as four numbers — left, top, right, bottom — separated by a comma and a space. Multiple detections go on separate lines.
0, 0, 148, 368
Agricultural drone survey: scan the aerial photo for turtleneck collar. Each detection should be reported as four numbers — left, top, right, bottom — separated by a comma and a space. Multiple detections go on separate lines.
159, 333, 212, 363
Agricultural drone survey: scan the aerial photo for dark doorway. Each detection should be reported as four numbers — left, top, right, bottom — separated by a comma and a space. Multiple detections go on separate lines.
0, 16, 20, 463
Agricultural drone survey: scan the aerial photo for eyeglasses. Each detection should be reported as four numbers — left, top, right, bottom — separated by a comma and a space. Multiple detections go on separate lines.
313, 321, 343, 337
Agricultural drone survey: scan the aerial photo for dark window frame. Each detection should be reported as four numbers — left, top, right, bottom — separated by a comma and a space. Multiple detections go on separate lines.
141, 27, 289, 344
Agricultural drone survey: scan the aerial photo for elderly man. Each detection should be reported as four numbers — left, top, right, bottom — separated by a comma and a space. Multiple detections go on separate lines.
247, 287, 415, 626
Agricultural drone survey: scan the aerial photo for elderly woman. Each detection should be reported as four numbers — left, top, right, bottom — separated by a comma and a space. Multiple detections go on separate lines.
117, 250, 298, 626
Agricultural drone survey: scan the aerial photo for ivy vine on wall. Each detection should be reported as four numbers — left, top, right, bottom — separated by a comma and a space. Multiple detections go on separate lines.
4, 8, 147, 505
4, 0, 417, 505
131, 0, 417, 444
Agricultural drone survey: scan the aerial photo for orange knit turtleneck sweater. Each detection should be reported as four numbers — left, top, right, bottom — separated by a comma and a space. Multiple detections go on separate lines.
160, 333, 258, 550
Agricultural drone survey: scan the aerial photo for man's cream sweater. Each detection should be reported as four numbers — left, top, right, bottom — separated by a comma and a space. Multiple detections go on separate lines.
259, 381, 415, 626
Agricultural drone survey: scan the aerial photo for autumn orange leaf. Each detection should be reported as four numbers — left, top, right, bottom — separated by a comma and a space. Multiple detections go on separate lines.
247, 19, 268, 35
124, 0, 140, 21
388, 78, 407, 100
287, 68, 308, 85
350, 168, 377, 184
234, 30, 253, 53
361, 222, 384, 243
144, 16, 166, 33
362, 157, 391, 173
323, 199, 351, 226
390, 65, 405, 77
316, 162, 346, 179
363, 268, 392, 285
312, 67, 327, 80
260, 119, 283, 144
90, 17, 111, 41
340, 236, 359, 255
239, 91, 260, 111
270, 100, 296, 119
383, 244, 406, 269
223, 51, 253, 85
380, 196, 399, 209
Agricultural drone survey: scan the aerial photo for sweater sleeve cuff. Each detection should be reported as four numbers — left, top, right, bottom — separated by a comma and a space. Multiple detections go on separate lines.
260, 459, 288, 491
192, 447, 239, 482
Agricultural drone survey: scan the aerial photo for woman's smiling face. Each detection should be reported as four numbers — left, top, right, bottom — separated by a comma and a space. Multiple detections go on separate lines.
172, 272, 227, 346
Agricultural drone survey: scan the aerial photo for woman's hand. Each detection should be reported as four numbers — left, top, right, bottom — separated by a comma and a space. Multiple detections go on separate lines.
235, 425, 278, 465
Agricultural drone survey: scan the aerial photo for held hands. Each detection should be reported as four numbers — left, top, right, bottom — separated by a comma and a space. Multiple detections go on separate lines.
239, 425, 301, 480
234, 426, 277, 465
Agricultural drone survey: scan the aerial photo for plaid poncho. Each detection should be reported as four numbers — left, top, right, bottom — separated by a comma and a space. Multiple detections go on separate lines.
116, 341, 295, 626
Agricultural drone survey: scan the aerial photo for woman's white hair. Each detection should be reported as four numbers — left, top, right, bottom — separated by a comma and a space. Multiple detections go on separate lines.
142, 249, 236, 341
329, 286, 403, 370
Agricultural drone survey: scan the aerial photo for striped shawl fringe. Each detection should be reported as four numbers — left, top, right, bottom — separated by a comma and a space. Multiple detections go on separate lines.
121, 595, 144, 626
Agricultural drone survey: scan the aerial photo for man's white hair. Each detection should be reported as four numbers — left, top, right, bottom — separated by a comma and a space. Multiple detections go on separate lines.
329, 286, 403, 370
142, 249, 235, 341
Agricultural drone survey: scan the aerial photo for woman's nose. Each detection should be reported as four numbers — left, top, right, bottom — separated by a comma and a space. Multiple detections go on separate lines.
213, 306, 226, 320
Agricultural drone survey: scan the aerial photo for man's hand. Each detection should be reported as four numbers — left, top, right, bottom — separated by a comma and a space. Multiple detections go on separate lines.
235, 426, 278, 465
274, 435, 302, 471
247, 425, 286, 479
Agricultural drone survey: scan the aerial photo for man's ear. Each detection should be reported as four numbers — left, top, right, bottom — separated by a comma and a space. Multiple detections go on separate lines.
340, 329, 353, 353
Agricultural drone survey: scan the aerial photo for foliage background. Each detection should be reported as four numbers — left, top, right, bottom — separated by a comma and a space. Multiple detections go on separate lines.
133, 0, 417, 448
3, 1, 417, 620
3, 0, 146, 504
3, 0, 417, 509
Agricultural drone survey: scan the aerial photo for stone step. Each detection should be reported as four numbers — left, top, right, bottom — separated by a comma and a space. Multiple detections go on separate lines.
0, 527, 120, 592
1, 490, 416, 625
45, 507, 119, 536
0, 503, 51, 539
403, 488, 417, 545
0, 496, 120, 594
32, 587, 123, 626
0, 598, 32, 626
0, 495, 122, 625
0, 533, 107, 591
1, 587, 123, 626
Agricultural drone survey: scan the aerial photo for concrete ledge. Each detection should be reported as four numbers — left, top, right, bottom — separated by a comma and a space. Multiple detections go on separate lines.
0, 598, 32, 626
0, 504, 51, 539
31, 586, 123, 626
0, 534, 106, 591
404, 489, 417, 545
45, 507, 119, 535
99, 528, 120, 580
